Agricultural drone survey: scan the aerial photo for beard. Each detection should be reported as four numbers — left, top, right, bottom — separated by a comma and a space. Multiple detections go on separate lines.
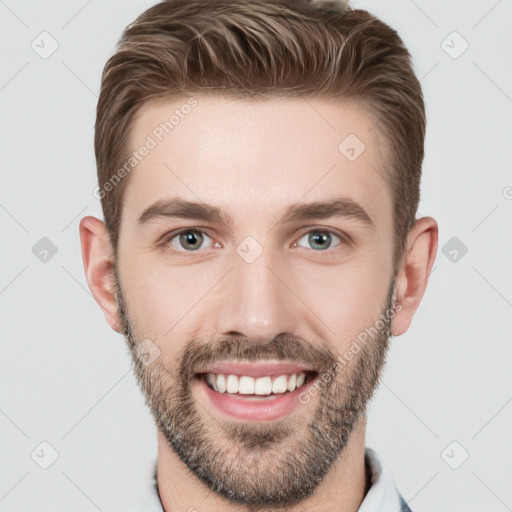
113, 267, 397, 511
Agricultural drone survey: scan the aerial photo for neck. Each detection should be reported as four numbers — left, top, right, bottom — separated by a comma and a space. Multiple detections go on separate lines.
156, 413, 369, 512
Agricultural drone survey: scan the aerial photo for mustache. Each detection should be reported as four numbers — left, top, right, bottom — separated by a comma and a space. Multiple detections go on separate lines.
178, 334, 339, 380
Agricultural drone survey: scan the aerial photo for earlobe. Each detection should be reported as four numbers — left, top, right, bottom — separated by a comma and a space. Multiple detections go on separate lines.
391, 216, 438, 337
79, 216, 122, 332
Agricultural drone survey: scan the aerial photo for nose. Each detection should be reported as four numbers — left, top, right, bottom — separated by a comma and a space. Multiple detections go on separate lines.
215, 246, 298, 345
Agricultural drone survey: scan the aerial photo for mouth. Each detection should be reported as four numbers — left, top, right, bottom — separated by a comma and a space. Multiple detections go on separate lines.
193, 362, 319, 421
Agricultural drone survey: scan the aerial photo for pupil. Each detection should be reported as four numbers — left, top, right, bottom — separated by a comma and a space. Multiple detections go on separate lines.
180, 231, 203, 250
310, 232, 330, 250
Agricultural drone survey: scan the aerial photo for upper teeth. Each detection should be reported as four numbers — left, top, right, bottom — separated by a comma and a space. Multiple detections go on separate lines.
206, 373, 306, 395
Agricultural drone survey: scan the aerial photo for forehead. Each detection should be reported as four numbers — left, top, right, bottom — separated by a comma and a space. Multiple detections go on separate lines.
122, 94, 392, 231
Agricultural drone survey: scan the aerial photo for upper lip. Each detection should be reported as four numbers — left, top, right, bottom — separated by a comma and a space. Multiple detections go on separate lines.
196, 361, 317, 378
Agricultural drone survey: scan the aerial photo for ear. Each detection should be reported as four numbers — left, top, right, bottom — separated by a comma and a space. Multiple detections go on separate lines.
79, 216, 122, 332
391, 216, 438, 336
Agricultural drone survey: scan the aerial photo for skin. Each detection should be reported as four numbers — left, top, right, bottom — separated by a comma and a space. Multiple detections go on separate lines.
80, 95, 438, 512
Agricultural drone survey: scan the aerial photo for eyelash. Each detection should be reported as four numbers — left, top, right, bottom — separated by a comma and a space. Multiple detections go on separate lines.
159, 227, 351, 255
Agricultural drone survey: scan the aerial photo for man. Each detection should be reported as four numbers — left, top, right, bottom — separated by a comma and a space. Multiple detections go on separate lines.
79, 0, 438, 510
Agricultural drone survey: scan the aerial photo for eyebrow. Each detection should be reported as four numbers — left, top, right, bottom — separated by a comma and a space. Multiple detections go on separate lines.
137, 196, 376, 231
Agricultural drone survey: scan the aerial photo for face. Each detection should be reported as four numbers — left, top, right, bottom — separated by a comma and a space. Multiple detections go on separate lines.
114, 95, 398, 506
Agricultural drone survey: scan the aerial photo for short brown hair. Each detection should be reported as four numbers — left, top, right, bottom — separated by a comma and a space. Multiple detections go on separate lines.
95, 0, 425, 272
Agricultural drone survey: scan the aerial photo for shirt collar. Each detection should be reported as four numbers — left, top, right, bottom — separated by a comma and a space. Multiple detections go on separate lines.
125, 446, 407, 512
358, 447, 406, 512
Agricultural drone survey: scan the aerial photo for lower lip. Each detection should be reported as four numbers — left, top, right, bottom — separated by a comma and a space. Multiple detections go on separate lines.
196, 376, 316, 422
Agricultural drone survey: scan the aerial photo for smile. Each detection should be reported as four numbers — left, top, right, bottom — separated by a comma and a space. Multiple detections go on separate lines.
194, 362, 319, 421
203, 372, 312, 396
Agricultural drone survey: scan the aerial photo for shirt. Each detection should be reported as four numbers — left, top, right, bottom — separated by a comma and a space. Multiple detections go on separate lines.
123, 446, 412, 511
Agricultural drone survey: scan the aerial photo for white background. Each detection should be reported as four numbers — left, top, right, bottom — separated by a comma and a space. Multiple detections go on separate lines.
1, 1, 511, 511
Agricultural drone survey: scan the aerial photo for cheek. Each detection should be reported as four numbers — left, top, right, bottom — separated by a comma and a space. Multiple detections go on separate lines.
289, 253, 392, 345
119, 258, 210, 342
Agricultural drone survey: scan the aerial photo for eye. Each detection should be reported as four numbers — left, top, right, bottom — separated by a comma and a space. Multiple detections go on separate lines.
165, 229, 219, 252
293, 229, 345, 252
